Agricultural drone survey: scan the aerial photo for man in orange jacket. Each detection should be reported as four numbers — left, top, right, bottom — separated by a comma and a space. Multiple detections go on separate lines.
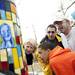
38, 41, 75, 75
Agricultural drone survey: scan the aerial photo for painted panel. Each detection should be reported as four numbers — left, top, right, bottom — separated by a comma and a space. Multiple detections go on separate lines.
4, 1, 10, 11
15, 68, 21, 75
12, 48, 20, 69
16, 44, 22, 56
19, 56, 24, 69
0, 1, 4, 10
10, 3, 16, 14
9, 63, 14, 72
6, 11, 12, 20
0, 62, 2, 71
0, 10, 6, 20
21, 69, 26, 75
7, 48, 13, 64
16, 36, 20, 44
0, 0, 28, 74
1, 62, 9, 71
11, 13, 16, 23
0, 20, 16, 49
0, 49, 7, 61
14, 24, 21, 36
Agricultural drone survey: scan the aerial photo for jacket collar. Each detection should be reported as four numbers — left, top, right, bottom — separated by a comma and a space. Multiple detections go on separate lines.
56, 34, 62, 42
49, 46, 71, 59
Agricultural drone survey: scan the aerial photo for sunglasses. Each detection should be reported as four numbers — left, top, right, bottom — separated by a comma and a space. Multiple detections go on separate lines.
47, 31, 55, 34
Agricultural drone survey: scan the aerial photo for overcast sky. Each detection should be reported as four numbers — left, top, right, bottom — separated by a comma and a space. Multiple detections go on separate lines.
15, 0, 75, 43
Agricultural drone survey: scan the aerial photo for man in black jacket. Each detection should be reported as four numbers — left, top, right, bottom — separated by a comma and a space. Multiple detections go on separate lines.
40, 24, 64, 48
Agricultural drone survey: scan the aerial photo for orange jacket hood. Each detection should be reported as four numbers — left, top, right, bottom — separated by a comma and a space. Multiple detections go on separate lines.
49, 46, 71, 59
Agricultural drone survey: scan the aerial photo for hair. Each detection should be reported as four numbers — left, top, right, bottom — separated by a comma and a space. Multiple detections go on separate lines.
47, 24, 57, 31
62, 19, 70, 25
38, 41, 54, 50
24, 39, 37, 52
63, 19, 70, 22
53, 21, 62, 25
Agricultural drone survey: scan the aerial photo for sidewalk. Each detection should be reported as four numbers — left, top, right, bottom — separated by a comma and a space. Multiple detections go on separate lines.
28, 62, 44, 75
0, 73, 5, 75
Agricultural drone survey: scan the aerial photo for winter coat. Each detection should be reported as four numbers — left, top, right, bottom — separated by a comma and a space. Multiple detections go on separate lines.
35, 51, 53, 75
49, 46, 75, 75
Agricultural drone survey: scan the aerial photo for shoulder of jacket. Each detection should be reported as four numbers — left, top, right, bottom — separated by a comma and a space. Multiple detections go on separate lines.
40, 36, 48, 43
56, 34, 62, 42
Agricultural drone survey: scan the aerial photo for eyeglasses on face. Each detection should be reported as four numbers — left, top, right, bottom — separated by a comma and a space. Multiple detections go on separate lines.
47, 31, 55, 34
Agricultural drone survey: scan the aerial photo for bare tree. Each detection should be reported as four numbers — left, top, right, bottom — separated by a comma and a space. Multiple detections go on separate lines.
64, 1, 75, 15
58, 0, 75, 16
32, 24, 37, 43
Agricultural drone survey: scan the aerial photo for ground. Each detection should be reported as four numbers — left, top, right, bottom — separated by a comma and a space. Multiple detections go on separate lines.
28, 62, 44, 75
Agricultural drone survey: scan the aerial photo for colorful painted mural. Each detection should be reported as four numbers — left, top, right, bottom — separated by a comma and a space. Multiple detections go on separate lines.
0, 0, 28, 75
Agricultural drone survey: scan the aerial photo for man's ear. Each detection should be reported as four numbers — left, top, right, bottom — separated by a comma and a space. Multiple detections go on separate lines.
47, 49, 50, 52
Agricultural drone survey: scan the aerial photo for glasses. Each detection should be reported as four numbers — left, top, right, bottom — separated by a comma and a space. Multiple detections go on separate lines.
47, 31, 55, 34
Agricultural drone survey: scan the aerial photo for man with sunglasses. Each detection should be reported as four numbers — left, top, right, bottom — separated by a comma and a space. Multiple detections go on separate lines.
38, 24, 64, 75
40, 24, 64, 49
